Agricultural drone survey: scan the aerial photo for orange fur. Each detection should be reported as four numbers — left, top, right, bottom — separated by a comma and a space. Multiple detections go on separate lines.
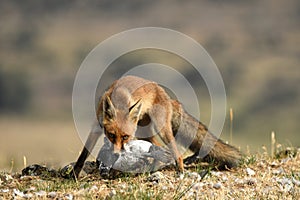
73, 76, 241, 178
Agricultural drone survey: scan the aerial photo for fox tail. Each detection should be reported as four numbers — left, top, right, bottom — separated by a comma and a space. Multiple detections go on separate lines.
172, 101, 242, 169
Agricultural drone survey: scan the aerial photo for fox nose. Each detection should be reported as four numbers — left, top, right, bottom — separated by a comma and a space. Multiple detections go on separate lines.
113, 144, 122, 153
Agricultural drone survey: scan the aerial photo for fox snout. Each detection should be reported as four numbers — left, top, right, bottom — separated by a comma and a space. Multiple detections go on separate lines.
113, 142, 123, 153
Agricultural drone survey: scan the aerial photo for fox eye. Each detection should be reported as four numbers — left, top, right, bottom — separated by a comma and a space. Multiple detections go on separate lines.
122, 135, 129, 140
107, 132, 115, 139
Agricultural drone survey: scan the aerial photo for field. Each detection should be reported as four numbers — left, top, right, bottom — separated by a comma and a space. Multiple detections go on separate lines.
0, 118, 299, 199
0, 117, 275, 172
0, 117, 81, 172
0, 146, 299, 199
1, 0, 300, 199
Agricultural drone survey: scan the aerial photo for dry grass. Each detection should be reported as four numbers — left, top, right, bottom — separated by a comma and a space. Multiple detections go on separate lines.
1, 100, 297, 199
0, 147, 299, 199
0, 118, 299, 199
0, 117, 82, 172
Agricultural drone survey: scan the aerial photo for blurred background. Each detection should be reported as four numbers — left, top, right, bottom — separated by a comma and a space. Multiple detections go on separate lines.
0, 0, 299, 171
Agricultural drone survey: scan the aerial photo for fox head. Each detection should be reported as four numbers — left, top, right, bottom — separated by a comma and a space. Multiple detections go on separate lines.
101, 94, 142, 153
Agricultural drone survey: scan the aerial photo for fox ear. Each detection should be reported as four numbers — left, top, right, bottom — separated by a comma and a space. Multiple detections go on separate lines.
129, 99, 142, 123
103, 95, 116, 122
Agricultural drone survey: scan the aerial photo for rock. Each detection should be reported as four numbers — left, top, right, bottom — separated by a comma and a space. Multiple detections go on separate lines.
272, 167, 284, 175
199, 170, 209, 179
292, 178, 300, 186
23, 193, 33, 199
60, 164, 75, 179
245, 178, 257, 185
13, 188, 25, 198
178, 173, 185, 180
0, 189, 9, 193
25, 186, 36, 192
213, 182, 222, 189
276, 177, 294, 192
22, 164, 58, 177
83, 161, 99, 174
64, 193, 73, 200
221, 175, 228, 182
47, 191, 57, 198
270, 161, 279, 167
246, 167, 255, 176
192, 182, 204, 190
161, 185, 168, 190
211, 171, 223, 177
109, 189, 117, 197
277, 177, 292, 185
147, 171, 165, 183
35, 190, 47, 197
187, 172, 201, 181
89, 185, 98, 192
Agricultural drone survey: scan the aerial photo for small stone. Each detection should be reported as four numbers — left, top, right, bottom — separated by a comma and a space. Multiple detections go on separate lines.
47, 191, 57, 198
161, 186, 168, 190
83, 161, 98, 174
272, 167, 284, 175
213, 182, 222, 189
0, 189, 9, 193
147, 171, 165, 182
284, 184, 293, 192
24, 193, 33, 199
27, 186, 36, 192
64, 193, 73, 200
221, 175, 228, 182
120, 183, 127, 189
89, 185, 98, 192
22, 164, 57, 177
262, 186, 272, 194
119, 189, 125, 193
187, 172, 201, 181
199, 170, 209, 179
270, 161, 278, 167
35, 190, 47, 197
292, 178, 300, 186
211, 171, 223, 177
109, 189, 117, 196
60, 164, 74, 178
234, 178, 244, 185
178, 173, 184, 180
276, 177, 289, 185
246, 168, 255, 176
280, 178, 292, 185
281, 158, 291, 164
13, 188, 25, 198
192, 182, 204, 190
245, 178, 257, 185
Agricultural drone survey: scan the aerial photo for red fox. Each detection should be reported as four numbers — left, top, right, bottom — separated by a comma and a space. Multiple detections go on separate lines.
73, 75, 241, 178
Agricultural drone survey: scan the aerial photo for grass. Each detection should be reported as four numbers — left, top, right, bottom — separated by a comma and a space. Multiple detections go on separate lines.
0, 146, 299, 199
0, 118, 299, 199
0, 117, 82, 172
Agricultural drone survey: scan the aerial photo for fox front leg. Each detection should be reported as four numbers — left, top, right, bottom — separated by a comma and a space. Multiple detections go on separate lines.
73, 123, 103, 178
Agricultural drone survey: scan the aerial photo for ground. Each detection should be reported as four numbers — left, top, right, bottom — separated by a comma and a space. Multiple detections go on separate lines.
0, 148, 299, 200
